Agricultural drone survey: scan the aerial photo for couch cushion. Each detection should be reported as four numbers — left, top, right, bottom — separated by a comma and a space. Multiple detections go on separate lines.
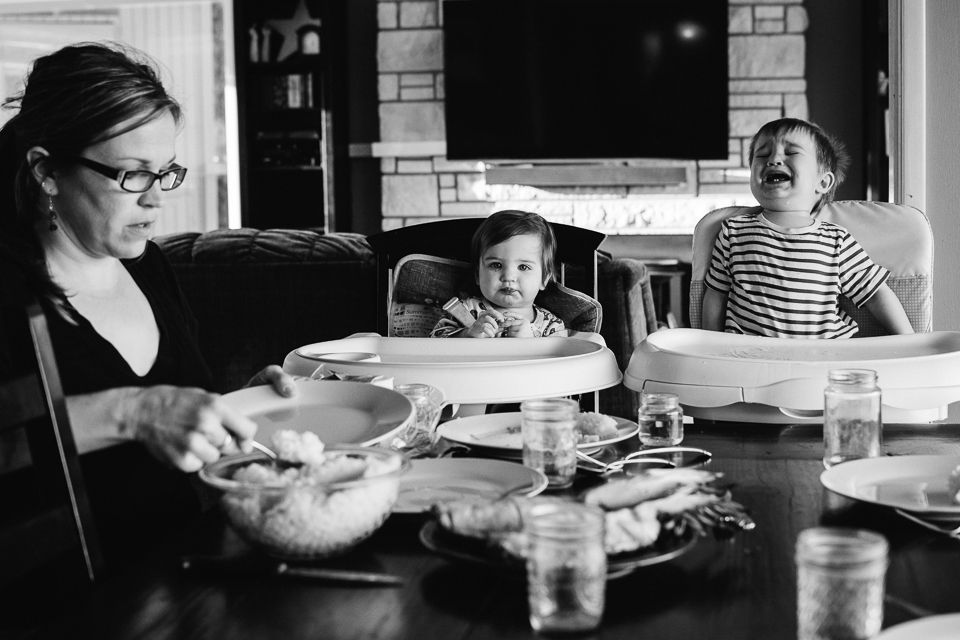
157, 229, 373, 264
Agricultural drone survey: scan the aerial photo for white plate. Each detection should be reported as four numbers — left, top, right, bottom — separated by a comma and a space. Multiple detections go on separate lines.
221, 380, 414, 448
437, 412, 640, 454
877, 613, 960, 639
820, 455, 960, 519
394, 458, 548, 514
283, 336, 622, 404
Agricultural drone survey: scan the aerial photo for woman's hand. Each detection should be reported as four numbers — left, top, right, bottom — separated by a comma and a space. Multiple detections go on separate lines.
245, 364, 298, 398
464, 309, 504, 338
499, 311, 534, 338
121, 386, 257, 472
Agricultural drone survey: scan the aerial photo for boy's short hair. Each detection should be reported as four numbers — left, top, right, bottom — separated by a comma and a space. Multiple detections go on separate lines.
471, 210, 557, 283
748, 117, 851, 212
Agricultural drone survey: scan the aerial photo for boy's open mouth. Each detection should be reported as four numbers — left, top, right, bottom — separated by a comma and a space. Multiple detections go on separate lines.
763, 170, 791, 184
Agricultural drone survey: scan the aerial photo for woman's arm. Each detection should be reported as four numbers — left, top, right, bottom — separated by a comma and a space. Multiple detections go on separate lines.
701, 288, 728, 332
67, 385, 258, 472
863, 284, 915, 335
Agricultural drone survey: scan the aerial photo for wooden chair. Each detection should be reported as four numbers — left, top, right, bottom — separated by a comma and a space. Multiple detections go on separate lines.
0, 301, 102, 631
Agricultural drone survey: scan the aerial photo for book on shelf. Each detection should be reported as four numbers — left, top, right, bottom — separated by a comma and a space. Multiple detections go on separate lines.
251, 73, 314, 110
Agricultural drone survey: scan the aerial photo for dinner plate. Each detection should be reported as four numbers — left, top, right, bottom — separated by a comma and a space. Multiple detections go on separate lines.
820, 455, 960, 519
221, 380, 414, 448
394, 458, 548, 514
419, 520, 697, 579
437, 412, 640, 456
876, 613, 960, 639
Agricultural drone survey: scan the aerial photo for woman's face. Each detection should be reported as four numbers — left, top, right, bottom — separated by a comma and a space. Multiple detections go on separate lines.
51, 111, 178, 260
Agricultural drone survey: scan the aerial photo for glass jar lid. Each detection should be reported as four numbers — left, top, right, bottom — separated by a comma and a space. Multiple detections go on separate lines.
827, 369, 878, 387
640, 391, 679, 411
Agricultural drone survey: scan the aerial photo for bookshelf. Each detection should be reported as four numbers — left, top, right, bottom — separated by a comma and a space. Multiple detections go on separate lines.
233, 0, 348, 231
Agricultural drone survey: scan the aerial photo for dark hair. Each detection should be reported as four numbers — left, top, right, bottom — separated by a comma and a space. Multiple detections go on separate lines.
470, 210, 557, 283
0, 41, 182, 302
748, 117, 850, 212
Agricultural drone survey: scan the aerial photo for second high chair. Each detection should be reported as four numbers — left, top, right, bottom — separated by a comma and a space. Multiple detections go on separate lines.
365, 217, 611, 411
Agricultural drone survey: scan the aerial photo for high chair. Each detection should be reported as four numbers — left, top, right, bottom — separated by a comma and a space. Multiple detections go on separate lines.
365, 218, 609, 411
688, 200, 933, 335
366, 217, 607, 337
625, 201, 948, 424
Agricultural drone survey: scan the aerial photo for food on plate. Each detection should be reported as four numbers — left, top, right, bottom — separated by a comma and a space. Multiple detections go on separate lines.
577, 412, 619, 443
583, 468, 716, 510
949, 464, 960, 504
434, 468, 754, 557
210, 430, 405, 558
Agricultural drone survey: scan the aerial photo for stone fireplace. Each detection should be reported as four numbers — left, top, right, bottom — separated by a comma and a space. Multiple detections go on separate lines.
373, 0, 810, 235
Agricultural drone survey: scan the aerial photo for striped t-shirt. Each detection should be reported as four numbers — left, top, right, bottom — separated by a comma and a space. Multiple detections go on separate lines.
704, 213, 889, 338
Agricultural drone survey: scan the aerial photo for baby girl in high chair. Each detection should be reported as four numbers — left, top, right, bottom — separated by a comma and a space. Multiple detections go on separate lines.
430, 210, 568, 339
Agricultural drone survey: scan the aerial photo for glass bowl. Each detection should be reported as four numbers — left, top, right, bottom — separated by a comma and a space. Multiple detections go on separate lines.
199, 446, 410, 559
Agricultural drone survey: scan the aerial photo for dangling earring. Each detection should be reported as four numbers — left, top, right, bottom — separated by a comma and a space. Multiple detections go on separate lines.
48, 196, 58, 232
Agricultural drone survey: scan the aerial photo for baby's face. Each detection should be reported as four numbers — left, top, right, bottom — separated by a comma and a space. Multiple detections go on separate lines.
750, 130, 833, 214
476, 233, 547, 311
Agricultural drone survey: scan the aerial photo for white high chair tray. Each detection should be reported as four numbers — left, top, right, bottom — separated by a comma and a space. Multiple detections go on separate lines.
624, 329, 960, 423
283, 336, 623, 404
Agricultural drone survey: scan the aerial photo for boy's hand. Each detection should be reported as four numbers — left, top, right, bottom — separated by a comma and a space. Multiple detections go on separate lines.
464, 309, 504, 338
499, 311, 534, 338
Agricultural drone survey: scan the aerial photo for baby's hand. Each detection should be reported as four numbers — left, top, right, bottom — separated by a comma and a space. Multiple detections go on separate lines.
464, 309, 504, 338
499, 311, 534, 338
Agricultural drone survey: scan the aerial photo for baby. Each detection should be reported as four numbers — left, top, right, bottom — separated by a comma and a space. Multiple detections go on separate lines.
430, 210, 567, 338
702, 118, 913, 338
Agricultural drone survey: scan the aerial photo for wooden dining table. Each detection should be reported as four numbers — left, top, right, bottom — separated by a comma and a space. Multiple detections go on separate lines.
33, 422, 960, 639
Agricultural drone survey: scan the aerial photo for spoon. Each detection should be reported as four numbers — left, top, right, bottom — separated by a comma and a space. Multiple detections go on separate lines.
249, 440, 278, 459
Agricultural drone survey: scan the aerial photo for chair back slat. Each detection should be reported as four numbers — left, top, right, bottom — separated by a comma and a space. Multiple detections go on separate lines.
0, 302, 103, 588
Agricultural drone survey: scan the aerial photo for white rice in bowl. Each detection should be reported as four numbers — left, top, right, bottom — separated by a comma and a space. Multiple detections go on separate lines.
205, 433, 407, 559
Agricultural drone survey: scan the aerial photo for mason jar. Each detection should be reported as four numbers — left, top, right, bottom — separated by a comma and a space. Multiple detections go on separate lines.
823, 369, 882, 468
521, 398, 579, 489
526, 501, 607, 633
796, 527, 888, 640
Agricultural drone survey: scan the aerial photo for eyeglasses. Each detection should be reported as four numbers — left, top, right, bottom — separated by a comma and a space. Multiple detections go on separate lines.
65, 155, 187, 193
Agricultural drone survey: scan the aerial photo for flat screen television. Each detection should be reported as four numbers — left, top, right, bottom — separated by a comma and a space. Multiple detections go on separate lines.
443, 0, 729, 162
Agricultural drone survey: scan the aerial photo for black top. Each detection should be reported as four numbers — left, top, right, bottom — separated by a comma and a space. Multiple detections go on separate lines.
47, 241, 213, 395
4, 242, 216, 569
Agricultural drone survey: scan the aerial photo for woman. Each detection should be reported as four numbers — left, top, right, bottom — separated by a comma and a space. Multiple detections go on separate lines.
0, 42, 295, 564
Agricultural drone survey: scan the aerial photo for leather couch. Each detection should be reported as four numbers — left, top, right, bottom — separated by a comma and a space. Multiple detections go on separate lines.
155, 229, 657, 419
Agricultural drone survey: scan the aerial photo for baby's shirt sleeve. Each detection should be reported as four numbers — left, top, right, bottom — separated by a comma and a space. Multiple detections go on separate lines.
704, 220, 733, 293
534, 306, 567, 337
837, 231, 890, 307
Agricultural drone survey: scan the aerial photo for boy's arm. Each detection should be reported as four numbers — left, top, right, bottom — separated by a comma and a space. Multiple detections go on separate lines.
701, 287, 728, 332
862, 284, 914, 335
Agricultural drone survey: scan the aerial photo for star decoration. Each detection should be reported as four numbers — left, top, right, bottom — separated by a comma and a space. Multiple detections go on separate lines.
267, 0, 321, 62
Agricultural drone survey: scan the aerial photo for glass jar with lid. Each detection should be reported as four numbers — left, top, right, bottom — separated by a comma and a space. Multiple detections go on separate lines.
638, 391, 683, 447
823, 369, 882, 468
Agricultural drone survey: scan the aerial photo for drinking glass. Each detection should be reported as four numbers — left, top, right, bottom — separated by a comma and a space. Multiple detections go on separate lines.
527, 501, 606, 634
796, 527, 888, 640
521, 398, 579, 489
393, 383, 443, 453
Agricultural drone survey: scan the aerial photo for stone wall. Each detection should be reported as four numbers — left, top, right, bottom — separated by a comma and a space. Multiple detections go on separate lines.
375, 0, 809, 234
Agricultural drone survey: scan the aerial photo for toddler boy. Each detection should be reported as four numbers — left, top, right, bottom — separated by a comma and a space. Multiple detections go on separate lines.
702, 118, 913, 338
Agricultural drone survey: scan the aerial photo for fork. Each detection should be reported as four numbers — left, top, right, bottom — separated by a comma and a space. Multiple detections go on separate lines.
894, 508, 960, 537
576, 450, 675, 474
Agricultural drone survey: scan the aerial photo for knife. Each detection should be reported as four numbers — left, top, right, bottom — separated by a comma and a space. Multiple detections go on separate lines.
181, 555, 404, 586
